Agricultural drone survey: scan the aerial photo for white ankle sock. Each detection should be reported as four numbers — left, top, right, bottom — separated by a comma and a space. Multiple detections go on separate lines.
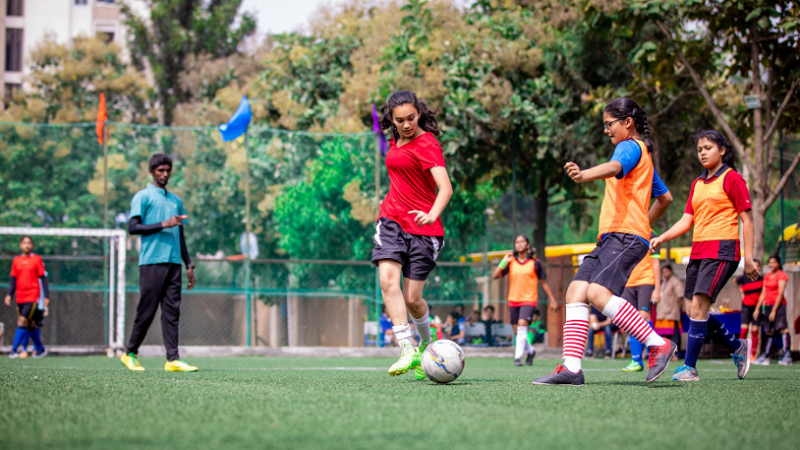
412, 310, 432, 343
393, 324, 413, 348
515, 327, 528, 360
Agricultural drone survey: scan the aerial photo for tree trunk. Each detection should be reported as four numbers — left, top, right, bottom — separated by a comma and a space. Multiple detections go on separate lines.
533, 169, 548, 262
753, 201, 767, 261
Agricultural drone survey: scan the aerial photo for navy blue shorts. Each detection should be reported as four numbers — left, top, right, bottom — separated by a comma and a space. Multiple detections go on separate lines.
622, 285, 654, 312
372, 218, 444, 281
17, 302, 44, 327
683, 258, 738, 303
574, 233, 649, 296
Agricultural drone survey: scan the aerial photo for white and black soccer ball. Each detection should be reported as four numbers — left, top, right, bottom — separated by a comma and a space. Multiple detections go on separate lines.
421, 339, 465, 383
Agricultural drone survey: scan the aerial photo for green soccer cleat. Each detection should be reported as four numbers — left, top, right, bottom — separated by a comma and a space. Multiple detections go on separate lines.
622, 361, 643, 372
389, 345, 419, 376
413, 339, 434, 380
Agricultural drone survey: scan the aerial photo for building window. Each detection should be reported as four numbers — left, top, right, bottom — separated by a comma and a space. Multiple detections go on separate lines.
97, 31, 115, 44
7, 0, 24, 16
96, 0, 117, 4
74, 0, 88, 5
5, 84, 21, 100
5, 29, 23, 72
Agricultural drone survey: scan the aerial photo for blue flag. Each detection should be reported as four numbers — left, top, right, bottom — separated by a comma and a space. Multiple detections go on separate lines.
219, 96, 252, 142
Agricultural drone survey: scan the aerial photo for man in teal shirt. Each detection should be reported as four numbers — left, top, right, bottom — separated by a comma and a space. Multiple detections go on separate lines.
120, 153, 198, 372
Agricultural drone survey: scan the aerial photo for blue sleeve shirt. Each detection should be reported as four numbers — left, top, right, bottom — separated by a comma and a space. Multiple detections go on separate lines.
131, 184, 187, 266
609, 140, 668, 197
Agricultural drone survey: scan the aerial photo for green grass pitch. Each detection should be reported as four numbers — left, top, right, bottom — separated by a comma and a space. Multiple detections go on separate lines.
1, 356, 798, 450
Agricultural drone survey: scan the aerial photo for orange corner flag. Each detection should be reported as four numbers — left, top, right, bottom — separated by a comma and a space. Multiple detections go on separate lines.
96, 93, 107, 145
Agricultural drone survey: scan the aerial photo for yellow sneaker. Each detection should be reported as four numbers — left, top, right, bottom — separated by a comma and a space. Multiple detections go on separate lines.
164, 359, 198, 372
120, 353, 145, 371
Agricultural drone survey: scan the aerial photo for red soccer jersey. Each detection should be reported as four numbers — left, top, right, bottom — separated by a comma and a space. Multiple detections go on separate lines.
684, 165, 751, 261
736, 274, 763, 307
763, 270, 789, 306
378, 132, 446, 237
11, 254, 45, 304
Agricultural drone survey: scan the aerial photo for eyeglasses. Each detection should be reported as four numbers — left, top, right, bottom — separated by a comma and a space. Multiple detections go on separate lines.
603, 118, 623, 131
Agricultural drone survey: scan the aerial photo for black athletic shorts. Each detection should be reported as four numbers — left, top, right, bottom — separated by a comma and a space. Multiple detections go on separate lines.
17, 302, 44, 327
371, 217, 444, 281
509, 305, 537, 325
622, 285, 654, 312
741, 304, 761, 327
683, 258, 738, 303
762, 304, 788, 334
574, 233, 649, 296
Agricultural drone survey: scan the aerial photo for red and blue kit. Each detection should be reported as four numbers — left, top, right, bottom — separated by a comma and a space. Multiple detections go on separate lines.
10, 253, 48, 325
372, 132, 446, 281
683, 164, 751, 302
737, 274, 763, 326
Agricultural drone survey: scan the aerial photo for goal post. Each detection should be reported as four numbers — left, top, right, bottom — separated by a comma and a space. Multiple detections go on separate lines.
0, 227, 127, 355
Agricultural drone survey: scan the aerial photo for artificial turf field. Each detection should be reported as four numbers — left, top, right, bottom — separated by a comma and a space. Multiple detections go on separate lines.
1, 356, 798, 450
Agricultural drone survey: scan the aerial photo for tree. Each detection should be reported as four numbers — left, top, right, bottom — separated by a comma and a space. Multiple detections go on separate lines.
121, 0, 256, 125
637, 0, 800, 258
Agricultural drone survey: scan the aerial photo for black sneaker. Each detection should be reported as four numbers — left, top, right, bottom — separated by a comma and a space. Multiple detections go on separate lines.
646, 340, 677, 383
585, 349, 594, 358
532, 363, 585, 386
604, 349, 612, 359
525, 348, 536, 366
514, 358, 523, 366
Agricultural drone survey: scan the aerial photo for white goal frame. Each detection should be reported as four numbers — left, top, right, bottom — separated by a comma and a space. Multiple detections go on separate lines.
0, 227, 126, 353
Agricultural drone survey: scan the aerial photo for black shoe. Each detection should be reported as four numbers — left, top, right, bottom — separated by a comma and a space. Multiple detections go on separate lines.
514, 358, 523, 366
604, 349, 612, 359
646, 340, 677, 383
532, 364, 585, 386
585, 349, 594, 358
526, 348, 536, 366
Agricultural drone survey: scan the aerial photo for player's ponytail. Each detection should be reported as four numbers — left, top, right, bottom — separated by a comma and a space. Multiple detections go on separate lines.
604, 97, 654, 154
380, 90, 441, 142
693, 130, 738, 172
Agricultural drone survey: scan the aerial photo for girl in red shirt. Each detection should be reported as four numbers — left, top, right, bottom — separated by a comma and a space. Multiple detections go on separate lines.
373, 90, 453, 378
753, 255, 791, 365
4, 236, 50, 358
652, 130, 759, 381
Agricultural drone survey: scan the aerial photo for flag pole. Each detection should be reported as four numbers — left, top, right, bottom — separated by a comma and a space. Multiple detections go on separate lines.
374, 132, 382, 347
244, 126, 252, 347
103, 121, 109, 229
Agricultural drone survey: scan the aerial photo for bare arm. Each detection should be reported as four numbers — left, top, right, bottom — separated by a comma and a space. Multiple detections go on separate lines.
651, 213, 693, 249
541, 279, 558, 312
492, 254, 513, 280
753, 287, 767, 321
409, 167, 453, 226
740, 210, 759, 280
649, 191, 673, 225
564, 161, 623, 183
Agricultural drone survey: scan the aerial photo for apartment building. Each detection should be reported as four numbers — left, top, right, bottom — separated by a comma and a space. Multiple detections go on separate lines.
1, 0, 146, 100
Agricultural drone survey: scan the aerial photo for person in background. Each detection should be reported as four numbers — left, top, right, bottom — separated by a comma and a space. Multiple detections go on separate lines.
735, 260, 763, 358
481, 305, 499, 345
528, 310, 547, 345
656, 265, 684, 361
445, 311, 465, 345
753, 255, 791, 366
586, 306, 614, 359
453, 303, 466, 323
5, 236, 50, 359
379, 305, 395, 346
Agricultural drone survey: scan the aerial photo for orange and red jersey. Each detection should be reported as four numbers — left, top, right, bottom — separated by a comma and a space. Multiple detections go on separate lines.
763, 270, 789, 306
736, 274, 763, 307
502, 257, 546, 307
11, 254, 45, 304
685, 165, 751, 261
626, 253, 659, 287
598, 139, 655, 242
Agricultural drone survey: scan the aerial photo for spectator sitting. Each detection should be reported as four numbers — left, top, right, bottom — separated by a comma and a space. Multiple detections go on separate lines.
379, 306, 395, 346
529, 311, 546, 344
587, 306, 614, 359
481, 305, 499, 345
445, 311, 465, 345
453, 303, 466, 323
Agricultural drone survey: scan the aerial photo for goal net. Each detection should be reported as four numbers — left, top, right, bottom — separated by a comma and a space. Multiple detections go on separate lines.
0, 227, 126, 356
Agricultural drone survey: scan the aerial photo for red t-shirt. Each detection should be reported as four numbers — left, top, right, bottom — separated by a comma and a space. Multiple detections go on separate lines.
684, 166, 751, 260
378, 132, 446, 237
762, 270, 789, 306
11, 254, 45, 304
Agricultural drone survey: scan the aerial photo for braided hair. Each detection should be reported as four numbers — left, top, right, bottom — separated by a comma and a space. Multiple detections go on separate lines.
604, 97, 654, 154
379, 90, 441, 142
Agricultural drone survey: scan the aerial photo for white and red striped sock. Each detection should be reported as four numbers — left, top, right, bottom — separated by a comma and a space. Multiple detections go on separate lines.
562, 303, 589, 372
603, 296, 665, 348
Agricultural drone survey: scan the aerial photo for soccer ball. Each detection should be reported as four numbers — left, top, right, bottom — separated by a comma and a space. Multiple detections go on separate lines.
421, 340, 465, 383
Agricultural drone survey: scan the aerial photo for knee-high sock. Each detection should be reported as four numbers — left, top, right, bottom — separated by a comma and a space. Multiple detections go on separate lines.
751, 333, 758, 356
29, 328, 44, 352
764, 336, 774, 357
412, 310, 432, 343
562, 304, 589, 372
707, 315, 740, 352
782, 333, 790, 352
629, 336, 644, 365
12, 327, 28, 352
685, 319, 708, 368
586, 328, 595, 353
740, 327, 749, 340
515, 327, 528, 360
392, 324, 414, 349
603, 296, 666, 348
